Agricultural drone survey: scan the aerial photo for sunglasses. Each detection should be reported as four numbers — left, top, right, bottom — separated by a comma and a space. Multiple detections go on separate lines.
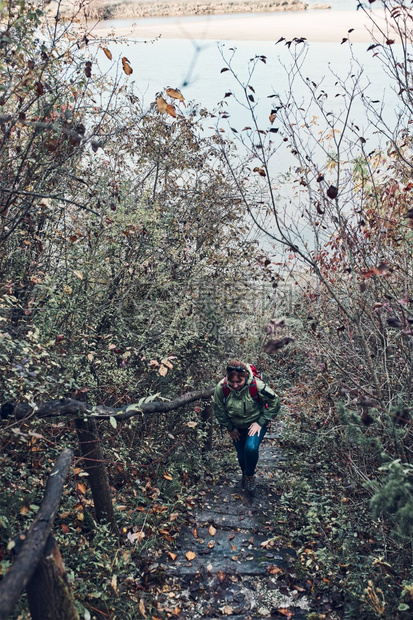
227, 365, 247, 373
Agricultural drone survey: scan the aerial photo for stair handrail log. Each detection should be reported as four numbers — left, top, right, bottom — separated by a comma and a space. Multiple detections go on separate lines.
0, 448, 74, 620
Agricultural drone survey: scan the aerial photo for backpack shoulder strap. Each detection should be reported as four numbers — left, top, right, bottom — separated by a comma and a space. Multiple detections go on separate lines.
249, 376, 260, 402
222, 377, 230, 404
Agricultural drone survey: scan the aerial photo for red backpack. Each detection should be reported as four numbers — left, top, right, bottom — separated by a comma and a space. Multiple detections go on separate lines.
222, 364, 265, 405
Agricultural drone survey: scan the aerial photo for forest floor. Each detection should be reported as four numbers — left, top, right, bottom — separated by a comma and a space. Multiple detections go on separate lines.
149, 430, 327, 619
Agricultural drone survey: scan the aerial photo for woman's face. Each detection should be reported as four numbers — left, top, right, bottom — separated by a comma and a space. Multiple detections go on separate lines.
227, 374, 247, 391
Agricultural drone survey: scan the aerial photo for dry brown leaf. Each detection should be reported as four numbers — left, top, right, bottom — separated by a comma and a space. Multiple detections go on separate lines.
167, 551, 177, 561
208, 525, 217, 536
217, 569, 226, 582
121, 57, 133, 75
253, 166, 266, 177
157, 96, 168, 113
77, 482, 87, 495
222, 606, 234, 615
111, 574, 118, 595
185, 551, 196, 561
166, 87, 184, 101
139, 598, 145, 616
207, 541, 215, 549
102, 47, 112, 60
166, 104, 176, 118
161, 357, 174, 370
159, 364, 168, 377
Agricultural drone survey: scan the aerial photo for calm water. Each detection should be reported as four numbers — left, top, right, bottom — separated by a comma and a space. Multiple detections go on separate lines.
95, 0, 399, 253
96, 0, 395, 123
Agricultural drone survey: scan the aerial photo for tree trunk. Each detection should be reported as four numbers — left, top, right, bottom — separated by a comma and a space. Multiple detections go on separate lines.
26, 534, 79, 620
201, 404, 213, 452
75, 418, 117, 531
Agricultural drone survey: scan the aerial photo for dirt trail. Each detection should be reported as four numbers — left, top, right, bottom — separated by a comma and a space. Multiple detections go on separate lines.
156, 431, 312, 618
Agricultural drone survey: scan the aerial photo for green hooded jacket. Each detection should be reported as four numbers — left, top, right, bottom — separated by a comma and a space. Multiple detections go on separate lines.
213, 364, 280, 431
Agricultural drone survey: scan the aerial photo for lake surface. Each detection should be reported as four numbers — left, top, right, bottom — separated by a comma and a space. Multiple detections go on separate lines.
93, 1, 401, 253
94, 0, 394, 119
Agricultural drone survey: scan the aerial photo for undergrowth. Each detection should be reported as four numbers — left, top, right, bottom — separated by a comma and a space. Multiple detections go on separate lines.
0, 408, 222, 619
275, 386, 413, 619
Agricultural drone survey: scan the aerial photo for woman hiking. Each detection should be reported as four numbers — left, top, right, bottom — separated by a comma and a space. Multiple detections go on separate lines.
213, 360, 280, 493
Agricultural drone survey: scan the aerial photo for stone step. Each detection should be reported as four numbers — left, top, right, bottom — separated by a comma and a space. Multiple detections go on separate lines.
165, 526, 289, 577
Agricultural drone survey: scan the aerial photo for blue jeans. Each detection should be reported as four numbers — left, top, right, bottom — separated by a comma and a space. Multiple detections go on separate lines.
233, 424, 267, 477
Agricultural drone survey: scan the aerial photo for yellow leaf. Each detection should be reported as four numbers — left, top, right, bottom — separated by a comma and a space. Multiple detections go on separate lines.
122, 57, 133, 75
156, 96, 168, 113
185, 551, 196, 561
102, 47, 112, 60
208, 525, 217, 536
166, 87, 184, 102
163, 472, 173, 480
77, 482, 87, 495
20, 506, 29, 515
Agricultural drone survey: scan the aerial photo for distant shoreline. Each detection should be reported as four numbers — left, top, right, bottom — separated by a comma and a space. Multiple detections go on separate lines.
67, 0, 331, 21
89, 8, 384, 44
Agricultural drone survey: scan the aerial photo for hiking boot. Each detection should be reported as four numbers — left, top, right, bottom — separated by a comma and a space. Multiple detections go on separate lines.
241, 474, 247, 488
245, 475, 255, 493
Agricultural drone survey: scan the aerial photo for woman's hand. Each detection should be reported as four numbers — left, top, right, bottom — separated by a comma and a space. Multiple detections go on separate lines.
248, 422, 262, 437
229, 428, 240, 442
